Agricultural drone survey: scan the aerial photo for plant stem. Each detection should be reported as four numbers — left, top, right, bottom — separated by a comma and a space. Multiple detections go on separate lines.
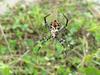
0, 24, 11, 52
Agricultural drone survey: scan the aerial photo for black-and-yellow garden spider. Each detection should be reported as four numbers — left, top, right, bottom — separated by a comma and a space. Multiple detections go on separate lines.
33, 14, 69, 51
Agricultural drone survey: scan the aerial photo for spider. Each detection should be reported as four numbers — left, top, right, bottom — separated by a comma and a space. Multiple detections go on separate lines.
44, 14, 68, 38
33, 14, 69, 51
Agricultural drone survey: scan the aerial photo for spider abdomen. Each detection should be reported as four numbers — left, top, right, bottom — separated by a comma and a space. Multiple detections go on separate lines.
50, 20, 60, 38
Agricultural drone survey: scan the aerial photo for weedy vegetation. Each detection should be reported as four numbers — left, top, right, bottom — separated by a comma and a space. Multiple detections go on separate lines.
0, 0, 100, 75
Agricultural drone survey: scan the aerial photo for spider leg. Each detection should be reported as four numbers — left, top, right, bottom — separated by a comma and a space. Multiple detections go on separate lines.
44, 14, 50, 28
55, 38, 66, 50
33, 36, 51, 51
63, 14, 68, 27
59, 38, 66, 48
59, 14, 69, 31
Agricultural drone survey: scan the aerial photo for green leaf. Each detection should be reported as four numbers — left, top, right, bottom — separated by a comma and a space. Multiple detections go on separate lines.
84, 55, 93, 63
20, 24, 29, 31
0, 63, 11, 75
55, 41, 64, 53
23, 55, 32, 64
84, 67, 100, 75
57, 67, 70, 75
26, 39, 34, 47
16, 29, 23, 38
9, 40, 17, 49
33, 69, 38, 75
0, 45, 7, 54
95, 32, 100, 41
41, 69, 47, 75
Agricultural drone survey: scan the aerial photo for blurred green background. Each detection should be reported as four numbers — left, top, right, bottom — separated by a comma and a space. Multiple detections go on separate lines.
0, 0, 100, 75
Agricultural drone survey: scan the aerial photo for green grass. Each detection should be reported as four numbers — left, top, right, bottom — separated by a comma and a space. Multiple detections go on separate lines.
0, 0, 100, 75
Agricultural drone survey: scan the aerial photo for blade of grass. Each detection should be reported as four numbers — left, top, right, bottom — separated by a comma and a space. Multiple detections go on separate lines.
0, 24, 11, 52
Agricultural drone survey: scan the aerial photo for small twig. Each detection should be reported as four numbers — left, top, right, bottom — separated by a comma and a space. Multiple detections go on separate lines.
0, 24, 11, 52
67, 46, 83, 58
92, 60, 100, 66
78, 36, 89, 68
9, 50, 30, 65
